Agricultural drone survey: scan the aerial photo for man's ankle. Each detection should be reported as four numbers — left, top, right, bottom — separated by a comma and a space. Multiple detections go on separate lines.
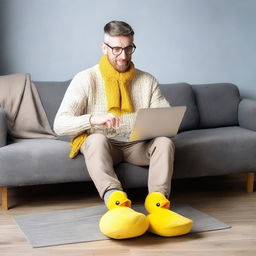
103, 189, 119, 206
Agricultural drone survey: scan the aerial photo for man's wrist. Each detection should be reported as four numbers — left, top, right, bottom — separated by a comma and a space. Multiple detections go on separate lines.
89, 114, 94, 127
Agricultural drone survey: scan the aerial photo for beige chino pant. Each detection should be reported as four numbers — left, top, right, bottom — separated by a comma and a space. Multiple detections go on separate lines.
80, 133, 175, 199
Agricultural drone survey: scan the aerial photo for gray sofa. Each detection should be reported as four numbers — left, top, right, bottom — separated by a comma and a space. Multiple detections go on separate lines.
1, 81, 256, 210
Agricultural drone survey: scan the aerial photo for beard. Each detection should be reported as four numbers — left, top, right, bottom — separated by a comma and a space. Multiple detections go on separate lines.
107, 56, 131, 73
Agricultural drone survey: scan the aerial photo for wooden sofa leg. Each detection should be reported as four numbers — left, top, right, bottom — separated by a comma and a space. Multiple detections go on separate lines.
246, 173, 255, 193
1, 187, 8, 211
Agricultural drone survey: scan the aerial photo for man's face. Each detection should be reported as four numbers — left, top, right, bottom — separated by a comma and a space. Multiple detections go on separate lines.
102, 35, 134, 72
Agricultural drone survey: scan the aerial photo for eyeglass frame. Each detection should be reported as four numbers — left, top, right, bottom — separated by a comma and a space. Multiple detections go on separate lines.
104, 42, 136, 56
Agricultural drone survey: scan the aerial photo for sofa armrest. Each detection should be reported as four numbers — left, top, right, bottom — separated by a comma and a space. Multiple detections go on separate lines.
0, 107, 7, 147
238, 98, 256, 131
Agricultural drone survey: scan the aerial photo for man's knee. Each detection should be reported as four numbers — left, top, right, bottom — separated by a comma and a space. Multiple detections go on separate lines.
86, 133, 109, 144
80, 133, 110, 154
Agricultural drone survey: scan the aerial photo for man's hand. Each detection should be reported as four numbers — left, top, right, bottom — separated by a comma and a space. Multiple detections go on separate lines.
90, 113, 122, 129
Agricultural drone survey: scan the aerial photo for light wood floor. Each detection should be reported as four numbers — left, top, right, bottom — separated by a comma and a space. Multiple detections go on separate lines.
0, 174, 255, 256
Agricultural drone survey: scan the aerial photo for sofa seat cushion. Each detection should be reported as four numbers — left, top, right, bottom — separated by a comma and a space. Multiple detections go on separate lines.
0, 139, 89, 186
172, 126, 256, 178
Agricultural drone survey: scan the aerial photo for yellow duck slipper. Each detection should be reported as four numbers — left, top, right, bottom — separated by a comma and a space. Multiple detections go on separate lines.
99, 191, 149, 239
145, 192, 193, 237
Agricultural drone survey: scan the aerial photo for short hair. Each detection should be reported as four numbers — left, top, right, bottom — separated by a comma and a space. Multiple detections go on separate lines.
104, 20, 134, 38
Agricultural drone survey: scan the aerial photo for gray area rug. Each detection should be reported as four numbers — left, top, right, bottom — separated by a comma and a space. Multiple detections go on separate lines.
14, 203, 231, 248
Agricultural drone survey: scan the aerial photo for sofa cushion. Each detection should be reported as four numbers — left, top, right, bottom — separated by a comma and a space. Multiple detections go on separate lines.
1, 127, 255, 188
35, 81, 199, 134
160, 83, 199, 132
192, 83, 240, 128
172, 126, 256, 178
34, 81, 70, 128
0, 139, 88, 186
0, 138, 150, 188
238, 98, 256, 131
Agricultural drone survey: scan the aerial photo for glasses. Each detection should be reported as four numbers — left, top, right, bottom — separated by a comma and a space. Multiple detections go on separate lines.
104, 43, 136, 56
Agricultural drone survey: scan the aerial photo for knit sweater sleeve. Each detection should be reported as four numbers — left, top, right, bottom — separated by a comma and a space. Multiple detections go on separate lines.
149, 77, 171, 108
53, 71, 92, 136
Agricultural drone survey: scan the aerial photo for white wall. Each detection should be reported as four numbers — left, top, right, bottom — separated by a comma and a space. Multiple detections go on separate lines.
0, 0, 256, 98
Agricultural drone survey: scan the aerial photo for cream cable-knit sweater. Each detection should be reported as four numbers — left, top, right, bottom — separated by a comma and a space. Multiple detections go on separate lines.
53, 64, 170, 139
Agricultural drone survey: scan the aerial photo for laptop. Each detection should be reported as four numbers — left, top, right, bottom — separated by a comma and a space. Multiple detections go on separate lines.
128, 106, 187, 141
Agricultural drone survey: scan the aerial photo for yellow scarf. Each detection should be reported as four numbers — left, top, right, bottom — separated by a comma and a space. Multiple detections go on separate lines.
69, 55, 135, 158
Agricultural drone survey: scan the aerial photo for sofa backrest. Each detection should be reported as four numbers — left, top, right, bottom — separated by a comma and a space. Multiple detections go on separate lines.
34, 80, 70, 128
160, 83, 199, 132
34, 80, 241, 131
191, 83, 241, 128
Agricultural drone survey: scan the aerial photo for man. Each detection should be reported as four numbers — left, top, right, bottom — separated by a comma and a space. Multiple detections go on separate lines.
54, 21, 178, 239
